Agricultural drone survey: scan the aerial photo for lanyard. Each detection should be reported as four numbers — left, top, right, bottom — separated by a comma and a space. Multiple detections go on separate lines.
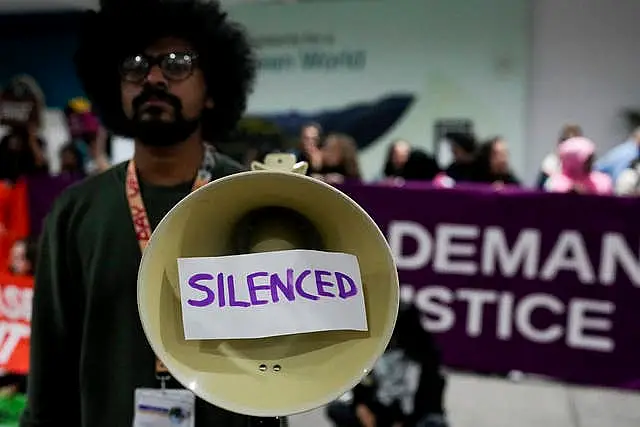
125, 145, 215, 380
126, 160, 210, 253
126, 144, 216, 253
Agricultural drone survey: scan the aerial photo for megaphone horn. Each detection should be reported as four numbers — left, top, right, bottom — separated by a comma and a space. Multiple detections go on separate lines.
137, 152, 399, 418
237, 153, 322, 254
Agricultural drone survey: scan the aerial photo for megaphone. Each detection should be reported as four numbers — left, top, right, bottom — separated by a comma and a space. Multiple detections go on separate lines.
137, 153, 399, 418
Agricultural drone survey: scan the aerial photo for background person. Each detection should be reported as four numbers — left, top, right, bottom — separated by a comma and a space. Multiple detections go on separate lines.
326, 303, 449, 427
545, 137, 613, 195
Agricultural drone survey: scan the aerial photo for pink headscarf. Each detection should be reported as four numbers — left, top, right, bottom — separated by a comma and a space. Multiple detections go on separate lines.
67, 112, 100, 138
545, 137, 612, 194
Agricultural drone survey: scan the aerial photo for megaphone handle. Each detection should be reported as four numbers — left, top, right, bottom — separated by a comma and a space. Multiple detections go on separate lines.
247, 416, 288, 427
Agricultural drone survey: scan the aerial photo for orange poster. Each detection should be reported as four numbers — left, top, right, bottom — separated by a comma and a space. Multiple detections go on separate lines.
0, 273, 33, 375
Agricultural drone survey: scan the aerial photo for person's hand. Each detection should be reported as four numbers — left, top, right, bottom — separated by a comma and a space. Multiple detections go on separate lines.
573, 182, 587, 194
90, 126, 112, 173
324, 173, 345, 184
310, 153, 323, 171
306, 145, 323, 171
90, 126, 108, 157
355, 404, 376, 427
383, 177, 405, 186
493, 180, 505, 191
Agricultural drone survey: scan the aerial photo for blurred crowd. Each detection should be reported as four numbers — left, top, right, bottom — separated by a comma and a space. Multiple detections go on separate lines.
5, 74, 640, 207
288, 120, 640, 198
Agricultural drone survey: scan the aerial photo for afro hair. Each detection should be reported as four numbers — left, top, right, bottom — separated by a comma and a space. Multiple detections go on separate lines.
74, 0, 257, 141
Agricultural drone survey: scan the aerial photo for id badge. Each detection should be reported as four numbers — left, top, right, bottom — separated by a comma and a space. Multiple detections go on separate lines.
133, 388, 195, 427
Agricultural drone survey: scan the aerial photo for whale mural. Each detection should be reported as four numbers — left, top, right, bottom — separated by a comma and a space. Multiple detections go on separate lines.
255, 93, 415, 150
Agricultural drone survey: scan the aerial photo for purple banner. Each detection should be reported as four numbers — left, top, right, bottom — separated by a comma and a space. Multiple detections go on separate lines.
26, 173, 81, 237
338, 182, 640, 390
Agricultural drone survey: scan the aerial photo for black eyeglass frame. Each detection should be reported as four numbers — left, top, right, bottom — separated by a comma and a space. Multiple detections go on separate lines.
119, 52, 200, 83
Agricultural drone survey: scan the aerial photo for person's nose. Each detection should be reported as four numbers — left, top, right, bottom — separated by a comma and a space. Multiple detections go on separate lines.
145, 65, 169, 87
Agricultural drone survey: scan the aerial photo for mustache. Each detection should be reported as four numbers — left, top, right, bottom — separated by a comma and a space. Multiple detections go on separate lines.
132, 85, 182, 112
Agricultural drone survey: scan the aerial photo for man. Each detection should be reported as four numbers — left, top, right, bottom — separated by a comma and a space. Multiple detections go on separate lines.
21, 1, 258, 426
536, 123, 583, 188
443, 132, 477, 182
594, 127, 640, 182
326, 303, 449, 427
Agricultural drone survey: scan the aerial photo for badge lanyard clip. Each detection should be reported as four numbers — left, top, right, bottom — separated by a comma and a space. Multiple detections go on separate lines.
155, 359, 171, 392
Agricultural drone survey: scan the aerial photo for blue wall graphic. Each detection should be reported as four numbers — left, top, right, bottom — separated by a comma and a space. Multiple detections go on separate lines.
0, 12, 86, 109
257, 93, 415, 150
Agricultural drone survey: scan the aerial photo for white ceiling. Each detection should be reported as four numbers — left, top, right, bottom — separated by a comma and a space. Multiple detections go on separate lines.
0, 0, 88, 12
0, 0, 292, 13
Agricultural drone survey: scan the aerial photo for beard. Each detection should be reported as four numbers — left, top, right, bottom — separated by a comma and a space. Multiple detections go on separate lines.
125, 85, 200, 147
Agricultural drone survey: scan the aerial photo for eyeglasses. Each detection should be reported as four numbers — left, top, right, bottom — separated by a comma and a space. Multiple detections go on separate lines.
120, 52, 199, 83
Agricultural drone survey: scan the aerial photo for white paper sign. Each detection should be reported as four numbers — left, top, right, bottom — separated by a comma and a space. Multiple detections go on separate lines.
177, 250, 368, 340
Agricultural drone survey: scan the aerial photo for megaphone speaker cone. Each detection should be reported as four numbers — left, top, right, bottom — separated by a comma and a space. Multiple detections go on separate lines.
232, 206, 324, 254
138, 171, 399, 417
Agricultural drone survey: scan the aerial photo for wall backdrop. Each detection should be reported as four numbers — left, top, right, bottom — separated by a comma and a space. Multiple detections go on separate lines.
0, 13, 85, 107
227, 0, 531, 180
0, 0, 531, 179
526, 0, 640, 182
